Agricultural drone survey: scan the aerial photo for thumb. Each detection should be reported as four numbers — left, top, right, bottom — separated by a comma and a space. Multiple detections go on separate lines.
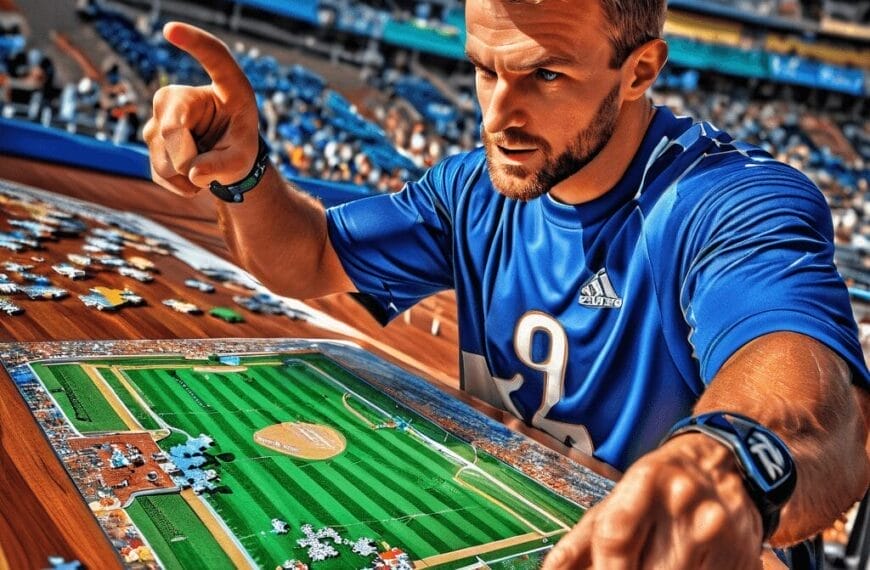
163, 126, 199, 177
188, 145, 259, 188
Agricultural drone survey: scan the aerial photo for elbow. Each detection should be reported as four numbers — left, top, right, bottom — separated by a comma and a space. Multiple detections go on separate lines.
234, 251, 330, 301
773, 386, 870, 547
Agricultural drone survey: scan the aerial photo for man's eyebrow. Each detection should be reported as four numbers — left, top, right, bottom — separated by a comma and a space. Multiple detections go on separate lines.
465, 51, 491, 70
465, 51, 578, 72
511, 54, 577, 71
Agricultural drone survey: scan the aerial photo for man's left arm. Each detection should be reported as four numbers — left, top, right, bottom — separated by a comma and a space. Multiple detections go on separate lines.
695, 331, 868, 545
544, 331, 869, 569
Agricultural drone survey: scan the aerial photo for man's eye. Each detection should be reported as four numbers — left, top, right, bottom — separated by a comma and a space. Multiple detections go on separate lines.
536, 69, 561, 82
476, 66, 496, 79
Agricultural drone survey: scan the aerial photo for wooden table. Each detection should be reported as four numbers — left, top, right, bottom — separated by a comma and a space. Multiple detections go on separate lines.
0, 155, 617, 569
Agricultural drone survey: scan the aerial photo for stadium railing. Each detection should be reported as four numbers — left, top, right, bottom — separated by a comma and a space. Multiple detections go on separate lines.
233, 0, 319, 27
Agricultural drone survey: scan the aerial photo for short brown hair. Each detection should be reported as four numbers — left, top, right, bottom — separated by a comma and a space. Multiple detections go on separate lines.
599, 0, 667, 67
508, 0, 666, 68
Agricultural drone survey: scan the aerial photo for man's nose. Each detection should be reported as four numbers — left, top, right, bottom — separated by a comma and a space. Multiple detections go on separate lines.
482, 79, 527, 135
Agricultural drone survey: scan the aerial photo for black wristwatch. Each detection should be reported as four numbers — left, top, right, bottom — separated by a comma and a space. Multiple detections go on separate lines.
664, 411, 797, 541
209, 135, 270, 203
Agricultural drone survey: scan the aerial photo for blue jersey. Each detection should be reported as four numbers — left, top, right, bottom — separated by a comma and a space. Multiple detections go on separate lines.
327, 105, 868, 472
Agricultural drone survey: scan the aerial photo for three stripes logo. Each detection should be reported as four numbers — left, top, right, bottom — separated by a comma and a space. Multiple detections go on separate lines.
579, 268, 623, 309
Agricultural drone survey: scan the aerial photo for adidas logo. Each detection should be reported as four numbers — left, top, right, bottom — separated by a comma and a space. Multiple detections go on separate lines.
579, 268, 623, 309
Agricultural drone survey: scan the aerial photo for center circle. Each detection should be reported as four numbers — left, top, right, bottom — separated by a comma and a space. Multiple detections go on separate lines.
253, 422, 346, 460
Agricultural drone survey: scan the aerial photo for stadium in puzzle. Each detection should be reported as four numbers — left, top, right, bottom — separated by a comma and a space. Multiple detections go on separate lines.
2, 338, 611, 570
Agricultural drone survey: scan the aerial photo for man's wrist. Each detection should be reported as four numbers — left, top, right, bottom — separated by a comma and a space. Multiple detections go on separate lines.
663, 412, 797, 541
209, 135, 270, 203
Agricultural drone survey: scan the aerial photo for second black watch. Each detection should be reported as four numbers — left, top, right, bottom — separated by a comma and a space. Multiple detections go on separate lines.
664, 411, 797, 541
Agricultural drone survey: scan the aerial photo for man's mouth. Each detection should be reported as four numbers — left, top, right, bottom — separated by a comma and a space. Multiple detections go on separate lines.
497, 145, 537, 160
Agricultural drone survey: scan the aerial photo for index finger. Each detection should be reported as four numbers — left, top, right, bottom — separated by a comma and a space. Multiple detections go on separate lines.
163, 22, 248, 99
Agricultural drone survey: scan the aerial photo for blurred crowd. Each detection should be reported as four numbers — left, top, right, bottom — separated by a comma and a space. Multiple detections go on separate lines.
0, 9, 141, 145
1, 1, 866, 251
653, 88, 868, 250
685, 0, 868, 24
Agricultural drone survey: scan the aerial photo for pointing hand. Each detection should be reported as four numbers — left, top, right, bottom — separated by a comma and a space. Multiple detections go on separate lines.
143, 22, 260, 196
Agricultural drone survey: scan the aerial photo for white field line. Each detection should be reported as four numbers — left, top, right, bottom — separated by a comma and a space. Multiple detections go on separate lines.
82, 365, 142, 431
296, 360, 572, 534
181, 489, 258, 569
455, 544, 554, 569
342, 393, 376, 428
113, 366, 194, 440
26, 363, 86, 437
455, 465, 570, 533
453, 475, 550, 536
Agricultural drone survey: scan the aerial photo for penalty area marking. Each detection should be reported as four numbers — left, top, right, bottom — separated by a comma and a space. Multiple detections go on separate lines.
253, 422, 346, 460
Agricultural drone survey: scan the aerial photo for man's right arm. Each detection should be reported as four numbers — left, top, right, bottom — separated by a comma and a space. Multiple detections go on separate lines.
143, 22, 353, 299
214, 164, 354, 298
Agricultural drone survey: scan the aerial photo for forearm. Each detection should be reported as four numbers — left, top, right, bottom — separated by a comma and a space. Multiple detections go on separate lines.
217, 164, 353, 299
695, 332, 870, 546
143, 23, 354, 300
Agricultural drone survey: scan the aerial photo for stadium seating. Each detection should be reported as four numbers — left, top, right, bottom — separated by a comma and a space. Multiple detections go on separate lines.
765, 34, 870, 69
3, 0, 867, 238
664, 11, 744, 47
391, 74, 460, 140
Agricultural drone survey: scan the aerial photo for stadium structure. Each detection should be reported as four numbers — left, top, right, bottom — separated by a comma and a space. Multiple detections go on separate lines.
0, 0, 867, 568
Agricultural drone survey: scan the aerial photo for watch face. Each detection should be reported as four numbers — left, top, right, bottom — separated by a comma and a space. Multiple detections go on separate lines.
679, 412, 796, 501
717, 414, 796, 504
745, 427, 789, 486
671, 412, 797, 539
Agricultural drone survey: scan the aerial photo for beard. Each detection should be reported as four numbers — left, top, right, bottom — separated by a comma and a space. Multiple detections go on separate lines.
483, 82, 622, 201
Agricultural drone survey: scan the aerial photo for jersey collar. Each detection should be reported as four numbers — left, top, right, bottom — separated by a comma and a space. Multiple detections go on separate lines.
540, 105, 680, 229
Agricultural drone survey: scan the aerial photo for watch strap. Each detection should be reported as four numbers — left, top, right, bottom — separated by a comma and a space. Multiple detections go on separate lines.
665, 411, 797, 541
209, 135, 270, 203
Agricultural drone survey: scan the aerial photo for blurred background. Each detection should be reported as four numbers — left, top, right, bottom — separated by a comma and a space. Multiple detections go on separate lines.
0, 0, 867, 566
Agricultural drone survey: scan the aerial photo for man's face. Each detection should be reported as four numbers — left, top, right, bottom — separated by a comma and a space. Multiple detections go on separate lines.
466, 0, 624, 201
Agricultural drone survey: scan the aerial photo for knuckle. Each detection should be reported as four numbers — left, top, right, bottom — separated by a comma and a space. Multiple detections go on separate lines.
152, 85, 175, 110
150, 165, 171, 186
667, 473, 702, 512
692, 501, 729, 543
158, 120, 181, 141
150, 159, 177, 181
153, 85, 194, 119
151, 149, 179, 178
627, 462, 657, 485
593, 511, 635, 551
142, 118, 157, 144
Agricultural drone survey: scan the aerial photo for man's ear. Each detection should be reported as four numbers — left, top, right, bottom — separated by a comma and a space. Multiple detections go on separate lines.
621, 38, 668, 101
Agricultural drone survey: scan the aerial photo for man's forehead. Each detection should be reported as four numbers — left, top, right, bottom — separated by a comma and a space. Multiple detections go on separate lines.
465, 0, 606, 63
466, 0, 603, 26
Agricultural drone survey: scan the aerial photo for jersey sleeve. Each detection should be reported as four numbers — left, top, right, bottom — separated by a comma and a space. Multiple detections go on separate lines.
680, 162, 869, 389
325, 158, 458, 324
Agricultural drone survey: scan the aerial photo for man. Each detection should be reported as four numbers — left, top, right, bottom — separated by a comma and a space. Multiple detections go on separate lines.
144, 0, 869, 567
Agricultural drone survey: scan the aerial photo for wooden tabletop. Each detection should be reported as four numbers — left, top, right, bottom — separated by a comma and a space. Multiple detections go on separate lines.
0, 155, 618, 570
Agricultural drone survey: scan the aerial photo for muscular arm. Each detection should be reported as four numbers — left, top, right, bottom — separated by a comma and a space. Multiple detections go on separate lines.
696, 331, 869, 545
143, 22, 353, 299
214, 165, 353, 299
545, 332, 869, 568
